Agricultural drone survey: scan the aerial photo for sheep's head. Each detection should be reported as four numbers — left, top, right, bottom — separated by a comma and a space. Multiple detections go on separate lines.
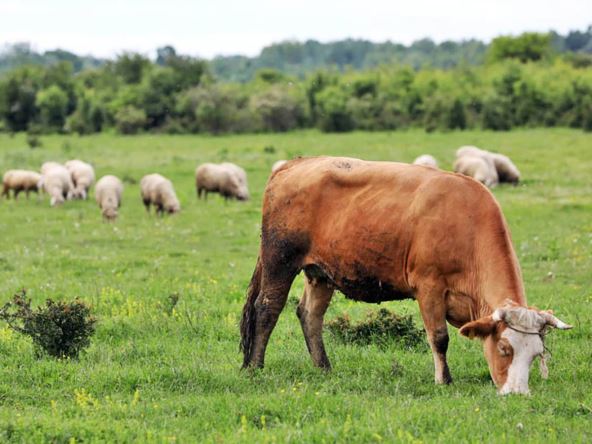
50, 195, 65, 206
166, 200, 181, 214
102, 208, 118, 221
229, 176, 249, 201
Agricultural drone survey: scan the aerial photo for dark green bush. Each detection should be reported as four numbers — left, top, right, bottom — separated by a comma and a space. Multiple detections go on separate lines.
0, 291, 97, 359
114, 106, 147, 134
325, 308, 426, 349
250, 86, 305, 132
315, 85, 354, 132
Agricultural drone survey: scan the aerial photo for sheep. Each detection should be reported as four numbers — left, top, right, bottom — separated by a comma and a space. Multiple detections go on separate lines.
453, 155, 499, 188
40, 161, 63, 175
41, 164, 74, 206
195, 162, 250, 201
140, 174, 180, 215
271, 160, 288, 173
95, 175, 123, 221
2, 170, 42, 200
412, 155, 439, 168
490, 153, 521, 185
65, 160, 95, 199
456, 146, 520, 184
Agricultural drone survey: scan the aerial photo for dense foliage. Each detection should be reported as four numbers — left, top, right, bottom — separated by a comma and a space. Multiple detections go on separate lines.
1, 29, 591, 135
0, 291, 96, 359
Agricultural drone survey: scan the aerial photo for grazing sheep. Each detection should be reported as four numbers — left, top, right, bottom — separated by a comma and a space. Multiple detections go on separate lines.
2, 170, 42, 199
456, 146, 520, 184
40, 161, 63, 175
65, 160, 95, 199
195, 162, 250, 201
453, 156, 499, 188
456, 145, 486, 159
412, 155, 439, 168
95, 175, 123, 221
490, 153, 521, 184
271, 160, 288, 173
41, 164, 74, 206
140, 174, 180, 215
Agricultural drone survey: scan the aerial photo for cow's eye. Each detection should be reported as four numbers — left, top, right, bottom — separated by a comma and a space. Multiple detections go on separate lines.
497, 339, 512, 357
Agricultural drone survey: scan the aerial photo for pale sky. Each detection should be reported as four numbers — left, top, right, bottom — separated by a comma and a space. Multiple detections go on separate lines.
0, 0, 589, 59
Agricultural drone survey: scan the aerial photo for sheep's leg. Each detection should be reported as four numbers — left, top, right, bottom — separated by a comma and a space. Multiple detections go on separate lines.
1, 186, 8, 199
416, 282, 452, 384
197, 187, 203, 199
14, 189, 21, 201
297, 277, 334, 369
143, 199, 151, 213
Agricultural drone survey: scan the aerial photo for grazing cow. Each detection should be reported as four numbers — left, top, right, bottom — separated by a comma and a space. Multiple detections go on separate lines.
240, 156, 571, 394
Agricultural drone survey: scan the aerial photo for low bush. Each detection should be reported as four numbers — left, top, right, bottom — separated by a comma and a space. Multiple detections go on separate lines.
0, 290, 97, 359
325, 308, 426, 349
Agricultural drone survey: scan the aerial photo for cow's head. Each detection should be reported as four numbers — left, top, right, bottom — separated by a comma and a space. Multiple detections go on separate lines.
460, 302, 571, 395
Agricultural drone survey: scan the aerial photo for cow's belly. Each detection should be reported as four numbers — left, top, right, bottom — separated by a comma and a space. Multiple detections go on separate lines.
303, 263, 414, 304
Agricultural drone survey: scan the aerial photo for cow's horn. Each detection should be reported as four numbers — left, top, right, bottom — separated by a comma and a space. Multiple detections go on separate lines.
540, 311, 572, 330
492, 308, 507, 322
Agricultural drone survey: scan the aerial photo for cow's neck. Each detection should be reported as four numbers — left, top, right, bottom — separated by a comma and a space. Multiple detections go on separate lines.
478, 231, 526, 315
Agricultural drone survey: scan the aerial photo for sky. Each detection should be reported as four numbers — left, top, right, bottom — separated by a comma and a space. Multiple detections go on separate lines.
0, 0, 590, 59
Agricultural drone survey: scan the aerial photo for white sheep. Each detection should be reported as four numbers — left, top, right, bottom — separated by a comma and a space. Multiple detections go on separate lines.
140, 174, 180, 215
456, 146, 520, 184
40, 161, 63, 175
412, 155, 439, 168
454, 155, 499, 188
95, 175, 123, 221
271, 160, 288, 173
2, 170, 42, 199
41, 164, 74, 206
195, 162, 250, 201
65, 160, 96, 199
490, 153, 521, 185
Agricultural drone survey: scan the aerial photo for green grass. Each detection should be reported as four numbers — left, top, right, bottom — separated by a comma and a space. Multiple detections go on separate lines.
0, 129, 590, 443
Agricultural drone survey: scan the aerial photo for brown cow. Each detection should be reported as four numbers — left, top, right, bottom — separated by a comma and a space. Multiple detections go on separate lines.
240, 156, 571, 394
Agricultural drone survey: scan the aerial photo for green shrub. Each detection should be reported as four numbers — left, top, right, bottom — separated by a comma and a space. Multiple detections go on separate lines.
325, 308, 426, 349
250, 86, 304, 132
114, 106, 147, 134
26, 133, 42, 148
36, 85, 69, 132
0, 291, 97, 359
316, 85, 354, 132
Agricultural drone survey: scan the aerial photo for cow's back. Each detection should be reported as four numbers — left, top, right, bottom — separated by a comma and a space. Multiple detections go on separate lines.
262, 157, 507, 303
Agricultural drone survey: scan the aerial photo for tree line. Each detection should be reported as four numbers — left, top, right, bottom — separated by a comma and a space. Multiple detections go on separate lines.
0, 30, 591, 136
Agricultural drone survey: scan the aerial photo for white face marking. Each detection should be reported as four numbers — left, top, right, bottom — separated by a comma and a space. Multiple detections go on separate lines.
498, 329, 544, 395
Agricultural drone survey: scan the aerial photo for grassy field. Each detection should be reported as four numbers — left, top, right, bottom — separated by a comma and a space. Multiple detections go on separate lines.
0, 129, 590, 443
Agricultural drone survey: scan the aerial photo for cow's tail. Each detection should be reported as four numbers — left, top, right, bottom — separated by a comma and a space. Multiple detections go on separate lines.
240, 256, 262, 368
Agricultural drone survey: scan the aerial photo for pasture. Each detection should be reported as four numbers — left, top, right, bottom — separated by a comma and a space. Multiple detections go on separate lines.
0, 129, 590, 442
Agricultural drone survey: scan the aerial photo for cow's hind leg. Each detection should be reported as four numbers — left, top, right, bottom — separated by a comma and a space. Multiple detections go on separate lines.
416, 282, 452, 384
246, 274, 294, 368
297, 275, 334, 369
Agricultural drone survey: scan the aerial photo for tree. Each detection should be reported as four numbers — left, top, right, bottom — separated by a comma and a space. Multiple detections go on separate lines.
156, 46, 177, 66
36, 85, 69, 131
487, 33, 552, 63
0, 66, 42, 131
250, 86, 304, 132
114, 53, 150, 84
114, 106, 147, 134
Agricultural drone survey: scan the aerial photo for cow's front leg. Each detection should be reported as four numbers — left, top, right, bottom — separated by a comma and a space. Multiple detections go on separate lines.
417, 283, 452, 384
296, 276, 334, 369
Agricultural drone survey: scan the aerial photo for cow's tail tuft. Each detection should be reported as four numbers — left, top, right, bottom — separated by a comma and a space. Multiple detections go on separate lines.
240, 256, 262, 368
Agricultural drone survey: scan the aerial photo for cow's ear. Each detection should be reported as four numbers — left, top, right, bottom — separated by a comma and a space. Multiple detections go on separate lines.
459, 316, 497, 339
